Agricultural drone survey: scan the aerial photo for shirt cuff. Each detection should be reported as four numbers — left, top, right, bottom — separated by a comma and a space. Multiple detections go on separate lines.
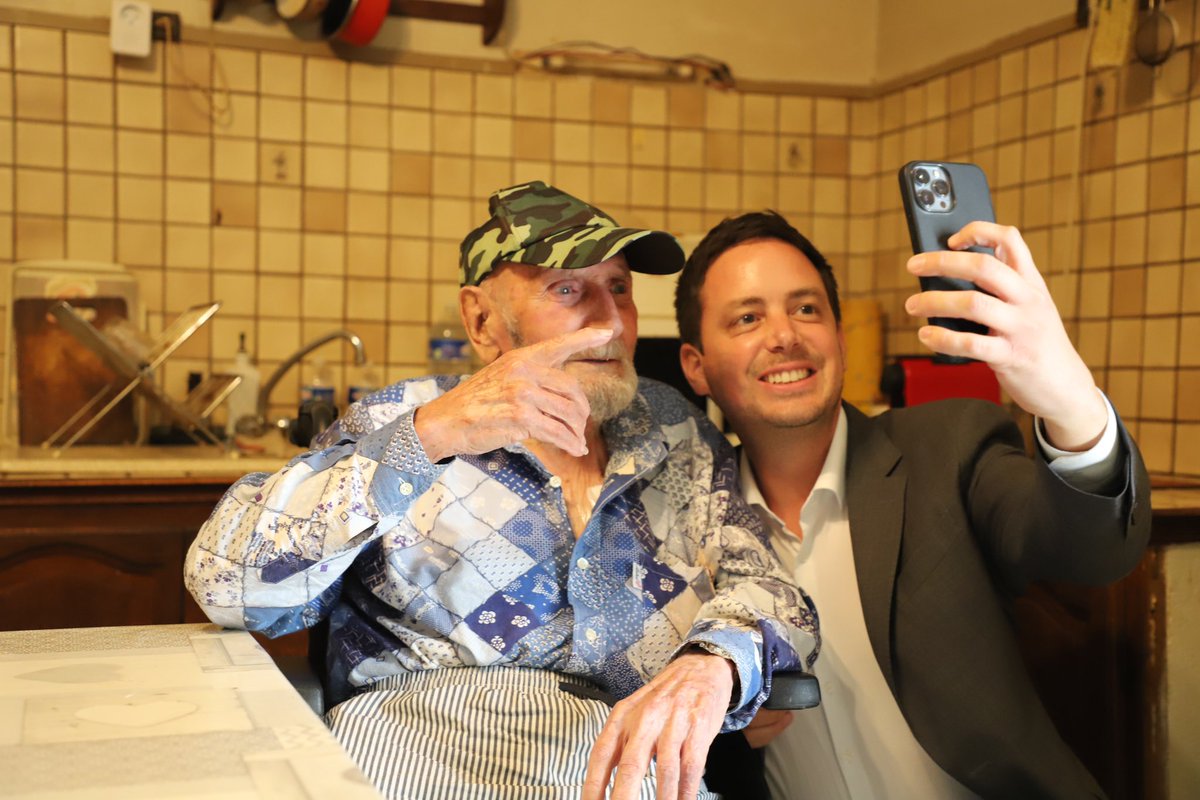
363, 409, 442, 477
678, 628, 761, 716
1035, 389, 1122, 493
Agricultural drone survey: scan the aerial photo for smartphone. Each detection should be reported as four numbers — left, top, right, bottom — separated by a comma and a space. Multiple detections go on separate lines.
898, 161, 993, 362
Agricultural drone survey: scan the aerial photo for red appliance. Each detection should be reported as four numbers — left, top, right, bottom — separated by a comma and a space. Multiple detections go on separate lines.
882, 356, 1001, 408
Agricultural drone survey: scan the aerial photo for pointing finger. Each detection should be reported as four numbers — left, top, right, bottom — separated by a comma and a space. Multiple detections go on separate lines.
532, 327, 616, 368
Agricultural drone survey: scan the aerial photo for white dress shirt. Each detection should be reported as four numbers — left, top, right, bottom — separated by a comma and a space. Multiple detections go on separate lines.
746, 395, 1121, 800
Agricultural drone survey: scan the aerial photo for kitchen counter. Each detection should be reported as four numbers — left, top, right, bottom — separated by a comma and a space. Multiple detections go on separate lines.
0, 623, 381, 798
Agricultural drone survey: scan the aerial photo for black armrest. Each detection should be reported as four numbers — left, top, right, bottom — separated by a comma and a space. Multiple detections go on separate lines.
763, 671, 820, 710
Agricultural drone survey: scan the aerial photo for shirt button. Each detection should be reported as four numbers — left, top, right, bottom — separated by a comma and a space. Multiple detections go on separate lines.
548, 475, 562, 488
577, 557, 590, 570
399, 481, 413, 495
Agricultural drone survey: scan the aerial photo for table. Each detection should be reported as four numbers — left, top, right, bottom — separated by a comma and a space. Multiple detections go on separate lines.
0, 623, 381, 798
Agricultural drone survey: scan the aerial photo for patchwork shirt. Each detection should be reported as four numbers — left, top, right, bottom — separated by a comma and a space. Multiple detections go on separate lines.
185, 376, 818, 727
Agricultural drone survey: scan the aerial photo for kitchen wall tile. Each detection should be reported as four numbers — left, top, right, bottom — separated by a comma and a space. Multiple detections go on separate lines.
1183, 262, 1200, 312
213, 137, 256, 182
515, 72, 552, 118
1182, 316, 1200, 365
346, 234, 387, 277
390, 194, 430, 237
305, 100, 347, 146
211, 181, 255, 227
217, 92, 256, 139
65, 31, 110, 78
165, 269, 211, 314
1148, 158, 1184, 212
259, 96, 303, 143
777, 175, 810, 212
1112, 162, 1148, 216
16, 167, 62, 215
431, 154, 470, 197
304, 188, 347, 233
258, 229, 301, 273
67, 172, 114, 218
16, 74, 63, 121
348, 61, 389, 106
165, 223, 210, 269
815, 97, 848, 135
474, 73, 512, 116
117, 129, 163, 176
14, 26, 62, 75
473, 158, 512, 196
630, 85, 667, 127
741, 133, 776, 172
630, 126, 666, 166
1114, 110, 1149, 164
1178, 370, 1200, 421
667, 129, 703, 169
551, 161, 590, 197
813, 136, 848, 175
65, 77, 112, 126
260, 52, 303, 98
1112, 215, 1146, 266
164, 178, 211, 225
165, 133, 209, 179
348, 103, 389, 149
741, 173, 775, 208
704, 130, 740, 171
18, 120, 65, 168
667, 169, 702, 210
742, 94, 777, 133
302, 275, 344, 318
432, 112, 471, 155
1053, 78, 1082, 129
433, 70, 473, 113
165, 87, 210, 134
473, 115, 511, 159
14, 214, 63, 259
998, 50, 1026, 97
303, 144, 347, 189
391, 151, 432, 194
212, 226, 255, 271
305, 57, 346, 101
591, 78, 631, 124
259, 185, 302, 230
115, 47, 164, 85
117, 175, 162, 221
1149, 101, 1186, 157
1026, 40, 1056, 89
116, 83, 163, 130
779, 96, 812, 134
1175, 423, 1200, 475
168, 43, 212, 90
705, 88, 739, 131
1146, 210, 1183, 263
348, 148, 390, 192
553, 75, 592, 121
347, 277, 387, 320
215, 47, 256, 93
1143, 317, 1178, 367
704, 171, 740, 210
554, 121, 591, 163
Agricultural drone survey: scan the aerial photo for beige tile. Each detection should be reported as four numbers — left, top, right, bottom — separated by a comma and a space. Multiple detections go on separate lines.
65, 125, 111, 174
213, 137, 256, 182
305, 56, 346, 101
348, 148, 389, 193
704, 130, 740, 171
591, 79, 631, 125
1142, 317, 1178, 367
345, 191, 386, 235
14, 26, 62, 74
66, 31, 111, 78
1027, 39, 1056, 89
15, 74, 63, 121
64, 217, 113, 261
1112, 215, 1146, 266
1147, 210, 1183, 263
813, 136, 847, 175
1112, 163, 1148, 217
552, 163, 590, 203
65, 77, 113, 125
115, 221, 161, 266
165, 224, 210, 269
347, 234, 387, 278
742, 173, 776, 208
777, 175, 810, 212
779, 96, 812, 134
1025, 86, 1054, 136
1084, 118, 1115, 171
213, 271, 256, 316
348, 104, 388, 149
591, 165, 628, 206
389, 237, 429, 280
16, 167, 62, 215
1081, 168, 1114, 219
17, 120, 64, 168
474, 73, 512, 116
164, 270, 211, 314
741, 94, 777, 133
432, 69, 472, 113
258, 229, 301, 273
212, 227, 256, 271
902, 85, 926, 127
472, 158, 512, 197
1150, 101, 1186, 157
167, 44, 212, 91
554, 121, 591, 163
1175, 423, 1200, 476
947, 68, 973, 114
215, 47, 257, 93
165, 87, 210, 134
346, 276, 387, 320
14, 214, 63, 259
629, 167, 665, 206
1178, 370, 1200, 421
210, 181, 254, 227
1136, 421, 1174, 473
1111, 267, 1145, 317
260, 52, 303, 97
348, 61, 389, 106
974, 59, 999, 105
260, 96, 302, 142
303, 233, 346, 276
390, 151, 432, 195
117, 129, 163, 176
1053, 78, 1082, 130
305, 100, 347, 146
389, 195, 430, 237
259, 275, 301, 316
116, 83, 163, 129
430, 196, 470, 240
630, 126, 666, 166
433, 112, 471, 155
304, 188, 347, 232
1149, 157, 1185, 211
813, 177, 846, 215
667, 169, 702, 210
667, 129, 703, 169
67, 172, 114, 218
552, 75, 591, 121
431, 154, 470, 197
705, 89, 740, 131
668, 84, 704, 128
1182, 316, 1200, 366
630, 85, 667, 127
302, 143, 345, 188
1114, 110, 1149, 164
117, 175, 163, 221
815, 97, 848, 135
390, 65, 431, 109
166, 133, 210, 179
1145, 264, 1181, 314
259, 185, 302, 230
1079, 271, 1111, 317
391, 108, 431, 152
742, 133, 776, 172
217, 92, 257, 139
469, 115, 509, 159
515, 72, 552, 118
999, 49, 1026, 96
1107, 318, 1144, 366
513, 118, 552, 161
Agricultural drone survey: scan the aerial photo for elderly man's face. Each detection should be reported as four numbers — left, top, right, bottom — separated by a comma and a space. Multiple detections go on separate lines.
481, 254, 639, 423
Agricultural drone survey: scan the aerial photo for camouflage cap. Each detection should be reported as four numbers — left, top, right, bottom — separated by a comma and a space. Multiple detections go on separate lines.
459, 181, 684, 286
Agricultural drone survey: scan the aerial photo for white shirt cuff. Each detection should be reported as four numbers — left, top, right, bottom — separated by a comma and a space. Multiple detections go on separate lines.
1034, 389, 1122, 493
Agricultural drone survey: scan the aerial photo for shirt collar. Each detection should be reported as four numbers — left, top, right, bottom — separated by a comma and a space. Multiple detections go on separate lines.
739, 406, 849, 528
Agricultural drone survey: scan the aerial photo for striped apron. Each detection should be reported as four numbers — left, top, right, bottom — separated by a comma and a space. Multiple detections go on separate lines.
324, 667, 723, 799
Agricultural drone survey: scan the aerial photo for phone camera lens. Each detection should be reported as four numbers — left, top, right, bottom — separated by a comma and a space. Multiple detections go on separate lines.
917, 189, 935, 207
913, 168, 930, 184
932, 179, 949, 196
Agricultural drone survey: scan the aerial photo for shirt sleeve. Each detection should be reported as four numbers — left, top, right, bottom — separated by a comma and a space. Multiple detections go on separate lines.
671, 427, 820, 731
184, 399, 446, 637
1034, 389, 1123, 494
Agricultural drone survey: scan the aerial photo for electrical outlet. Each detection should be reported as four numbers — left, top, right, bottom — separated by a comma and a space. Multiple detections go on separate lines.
151, 10, 181, 42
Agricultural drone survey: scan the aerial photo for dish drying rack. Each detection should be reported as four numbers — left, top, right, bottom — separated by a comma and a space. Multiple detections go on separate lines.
44, 300, 240, 452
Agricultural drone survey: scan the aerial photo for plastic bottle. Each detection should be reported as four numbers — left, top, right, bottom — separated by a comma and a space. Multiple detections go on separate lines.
300, 357, 336, 405
427, 305, 472, 375
226, 332, 260, 433
347, 360, 382, 407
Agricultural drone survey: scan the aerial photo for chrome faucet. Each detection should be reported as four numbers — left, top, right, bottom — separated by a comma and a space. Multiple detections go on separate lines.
235, 329, 367, 437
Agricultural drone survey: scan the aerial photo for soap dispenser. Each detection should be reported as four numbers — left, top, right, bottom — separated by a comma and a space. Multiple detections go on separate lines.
227, 332, 260, 434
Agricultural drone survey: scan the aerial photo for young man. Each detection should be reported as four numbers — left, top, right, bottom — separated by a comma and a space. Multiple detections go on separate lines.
186, 184, 817, 800
675, 211, 1150, 799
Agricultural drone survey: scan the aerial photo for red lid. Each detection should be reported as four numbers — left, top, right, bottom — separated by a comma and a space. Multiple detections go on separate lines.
339, 0, 388, 46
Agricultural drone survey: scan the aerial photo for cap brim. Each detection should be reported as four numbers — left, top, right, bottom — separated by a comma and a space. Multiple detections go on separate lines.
509, 226, 684, 276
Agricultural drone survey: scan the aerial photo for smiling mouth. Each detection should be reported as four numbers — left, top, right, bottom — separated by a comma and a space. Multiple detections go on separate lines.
763, 368, 812, 385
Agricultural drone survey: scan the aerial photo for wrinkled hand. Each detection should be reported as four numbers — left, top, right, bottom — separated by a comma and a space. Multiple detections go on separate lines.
741, 708, 794, 749
415, 327, 614, 461
583, 652, 734, 800
905, 221, 1107, 451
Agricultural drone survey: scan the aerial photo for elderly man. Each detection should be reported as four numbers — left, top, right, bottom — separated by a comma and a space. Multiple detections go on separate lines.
676, 210, 1150, 799
186, 182, 817, 800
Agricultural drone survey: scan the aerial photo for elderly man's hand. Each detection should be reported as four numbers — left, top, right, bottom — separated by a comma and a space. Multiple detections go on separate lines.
741, 708, 794, 749
904, 221, 1107, 451
414, 327, 614, 461
582, 651, 734, 800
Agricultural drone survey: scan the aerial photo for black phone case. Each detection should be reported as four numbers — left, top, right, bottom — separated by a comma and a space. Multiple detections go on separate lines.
898, 161, 994, 360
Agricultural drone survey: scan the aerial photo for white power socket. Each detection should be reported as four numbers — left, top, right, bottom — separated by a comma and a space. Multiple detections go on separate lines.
110, 0, 153, 58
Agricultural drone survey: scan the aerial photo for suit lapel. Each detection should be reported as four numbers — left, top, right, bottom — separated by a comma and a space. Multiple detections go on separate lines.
843, 403, 905, 692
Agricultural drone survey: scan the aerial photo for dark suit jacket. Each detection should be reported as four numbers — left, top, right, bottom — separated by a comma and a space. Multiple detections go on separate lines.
705, 398, 1150, 800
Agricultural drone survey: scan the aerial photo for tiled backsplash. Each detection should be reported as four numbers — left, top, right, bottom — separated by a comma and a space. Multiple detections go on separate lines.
1, 10, 1197, 477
